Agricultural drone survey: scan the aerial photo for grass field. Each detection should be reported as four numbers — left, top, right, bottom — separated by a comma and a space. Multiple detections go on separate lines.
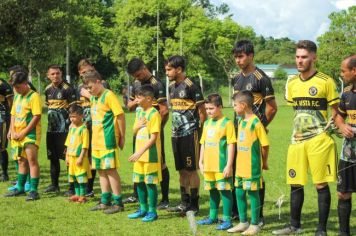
0, 98, 355, 235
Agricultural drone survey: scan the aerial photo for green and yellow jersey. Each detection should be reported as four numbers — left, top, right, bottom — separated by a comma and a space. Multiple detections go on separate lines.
236, 114, 268, 179
285, 71, 339, 143
90, 89, 124, 150
134, 107, 161, 163
200, 117, 236, 172
65, 124, 89, 157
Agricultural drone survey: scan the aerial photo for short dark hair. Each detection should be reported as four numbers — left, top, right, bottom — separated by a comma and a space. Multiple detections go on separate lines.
165, 55, 186, 71
77, 58, 94, 71
296, 40, 317, 53
137, 84, 155, 98
232, 90, 254, 108
205, 93, 223, 107
127, 58, 145, 75
82, 70, 102, 84
69, 104, 84, 115
345, 54, 356, 70
8, 65, 27, 74
47, 64, 62, 71
11, 71, 28, 86
232, 40, 254, 55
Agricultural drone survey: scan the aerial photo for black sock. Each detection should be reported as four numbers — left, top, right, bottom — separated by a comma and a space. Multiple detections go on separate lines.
50, 159, 60, 187
133, 182, 138, 198
1, 151, 9, 176
190, 188, 199, 208
160, 167, 170, 202
259, 181, 265, 218
338, 198, 351, 235
69, 182, 74, 191
290, 186, 304, 228
87, 169, 96, 192
180, 186, 190, 206
317, 185, 331, 232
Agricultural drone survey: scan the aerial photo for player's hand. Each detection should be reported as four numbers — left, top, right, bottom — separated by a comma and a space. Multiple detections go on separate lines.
199, 161, 204, 175
118, 136, 125, 149
128, 153, 140, 162
80, 87, 91, 98
340, 123, 354, 138
223, 166, 232, 178
137, 118, 147, 129
65, 158, 70, 166
7, 130, 11, 140
16, 131, 26, 141
76, 158, 83, 166
262, 162, 269, 170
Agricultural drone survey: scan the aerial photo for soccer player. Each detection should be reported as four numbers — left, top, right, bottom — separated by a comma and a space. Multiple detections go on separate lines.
127, 84, 162, 222
124, 58, 170, 210
228, 91, 269, 235
165, 55, 206, 214
65, 104, 92, 203
83, 70, 126, 214
44, 65, 77, 194
272, 40, 339, 235
4, 71, 42, 201
334, 55, 356, 236
197, 93, 235, 230
231, 39, 277, 224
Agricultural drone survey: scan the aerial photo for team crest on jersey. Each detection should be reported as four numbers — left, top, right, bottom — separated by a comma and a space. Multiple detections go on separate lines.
207, 129, 216, 138
70, 136, 75, 144
179, 90, 186, 98
239, 131, 245, 142
309, 86, 318, 96
246, 83, 252, 91
289, 169, 296, 178
16, 104, 22, 113
92, 106, 97, 115
57, 92, 62, 99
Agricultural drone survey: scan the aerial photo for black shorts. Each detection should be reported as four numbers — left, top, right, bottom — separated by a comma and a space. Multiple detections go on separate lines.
172, 131, 199, 171
46, 132, 67, 160
337, 159, 356, 193
0, 119, 9, 151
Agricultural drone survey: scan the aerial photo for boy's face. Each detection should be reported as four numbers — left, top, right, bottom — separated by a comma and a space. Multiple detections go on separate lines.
13, 83, 29, 95
340, 60, 356, 84
165, 65, 181, 81
132, 68, 150, 82
136, 95, 152, 108
205, 103, 221, 119
233, 100, 245, 116
295, 48, 316, 73
79, 65, 95, 76
69, 113, 83, 126
234, 52, 253, 70
47, 68, 63, 86
87, 80, 102, 96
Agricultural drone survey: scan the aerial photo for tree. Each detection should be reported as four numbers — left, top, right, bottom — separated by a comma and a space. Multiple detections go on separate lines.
274, 67, 287, 80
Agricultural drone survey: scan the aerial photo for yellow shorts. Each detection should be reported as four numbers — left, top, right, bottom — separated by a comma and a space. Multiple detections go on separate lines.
92, 148, 120, 170
133, 161, 161, 184
235, 176, 263, 191
204, 172, 233, 190
287, 132, 337, 185
68, 155, 92, 183
10, 137, 38, 160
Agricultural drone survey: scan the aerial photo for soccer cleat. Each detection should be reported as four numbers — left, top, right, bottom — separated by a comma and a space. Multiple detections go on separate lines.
8, 182, 18, 191
258, 217, 264, 228
89, 202, 111, 211
227, 222, 250, 233
69, 195, 80, 202
85, 191, 95, 198
142, 212, 158, 222
26, 191, 40, 201
242, 225, 261, 235
216, 220, 233, 230
231, 213, 240, 221
122, 195, 138, 204
0, 174, 9, 182
103, 204, 124, 214
77, 196, 87, 203
315, 230, 327, 236
24, 181, 31, 192
196, 217, 218, 225
64, 189, 75, 197
157, 200, 169, 210
167, 203, 188, 213
128, 209, 147, 219
44, 185, 60, 193
272, 225, 303, 235
4, 189, 26, 197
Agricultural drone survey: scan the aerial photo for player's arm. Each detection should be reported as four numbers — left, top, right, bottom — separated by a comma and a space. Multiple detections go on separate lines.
265, 98, 277, 126
116, 113, 126, 149
127, 98, 138, 111
197, 103, 207, 127
128, 132, 158, 162
17, 115, 41, 141
198, 145, 205, 175
80, 87, 91, 99
158, 101, 169, 127
223, 143, 235, 178
77, 148, 88, 166
261, 145, 269, 170
334, 114, 353, 138
6, 95, 13, 109
8, 115, 15, 139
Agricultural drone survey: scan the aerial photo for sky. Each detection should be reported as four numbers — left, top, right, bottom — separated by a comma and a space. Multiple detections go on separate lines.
212, 0, 355, 41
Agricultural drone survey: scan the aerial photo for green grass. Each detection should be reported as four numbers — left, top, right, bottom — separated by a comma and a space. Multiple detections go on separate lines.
0, 104, 355, 236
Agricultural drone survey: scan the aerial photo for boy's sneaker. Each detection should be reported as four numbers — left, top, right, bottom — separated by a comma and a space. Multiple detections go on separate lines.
77, 196, 87, 203
4, 189, 26, 197
272, 225, 303, 235
89, 202, 111, 211
216, 220, 233, 230
142, 212, 158, 222
103, 204, 124, 214
167, 203, 188, 213
227, 222, 250, 233
44, 185, 60, 193
128, 209, 147, 219
122, 195, 138, 204
242, 225, 261, 235
85, 191, 95, 198
64, 189, 75, 197
26, 191, 40, 201
197, 218, 218, 225
69, 195, 80, 202
157, 200, 169, 210
0, 174, 9, 182
258, 217, 264, 228
8, 183, 18, 191
24, 182, 31, 192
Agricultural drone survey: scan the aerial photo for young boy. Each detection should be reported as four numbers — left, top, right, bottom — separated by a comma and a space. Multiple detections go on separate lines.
228, 90, 269, 235
82, 70, 125, 214
127, 84, 162, 222
197, 93, 236, 230
65, 104, 92, 203
4, 71, 42, 201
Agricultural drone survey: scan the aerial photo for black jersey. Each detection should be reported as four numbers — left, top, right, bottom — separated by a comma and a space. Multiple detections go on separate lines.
45, 81, 76, 133
0, 78, 14, 122
232, 67, 275, 126
169, 77, 204, 137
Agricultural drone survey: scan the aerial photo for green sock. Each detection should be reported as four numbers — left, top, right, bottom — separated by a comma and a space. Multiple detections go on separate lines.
112, 194, 122, 205
17, 173, 27, 192
248, 190, 260, 225
14, 160, 19, 172
147, 184, 157, 214
221, 190, 232, 221
209, 189, 220, 220
74, 182, 80, 196
26, 173, 30, 182
101, 192, 111, 205
30, 177, 39, 192
79, 183, 87, 196
236, 188, 248, 223
137, 182, 148, 212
